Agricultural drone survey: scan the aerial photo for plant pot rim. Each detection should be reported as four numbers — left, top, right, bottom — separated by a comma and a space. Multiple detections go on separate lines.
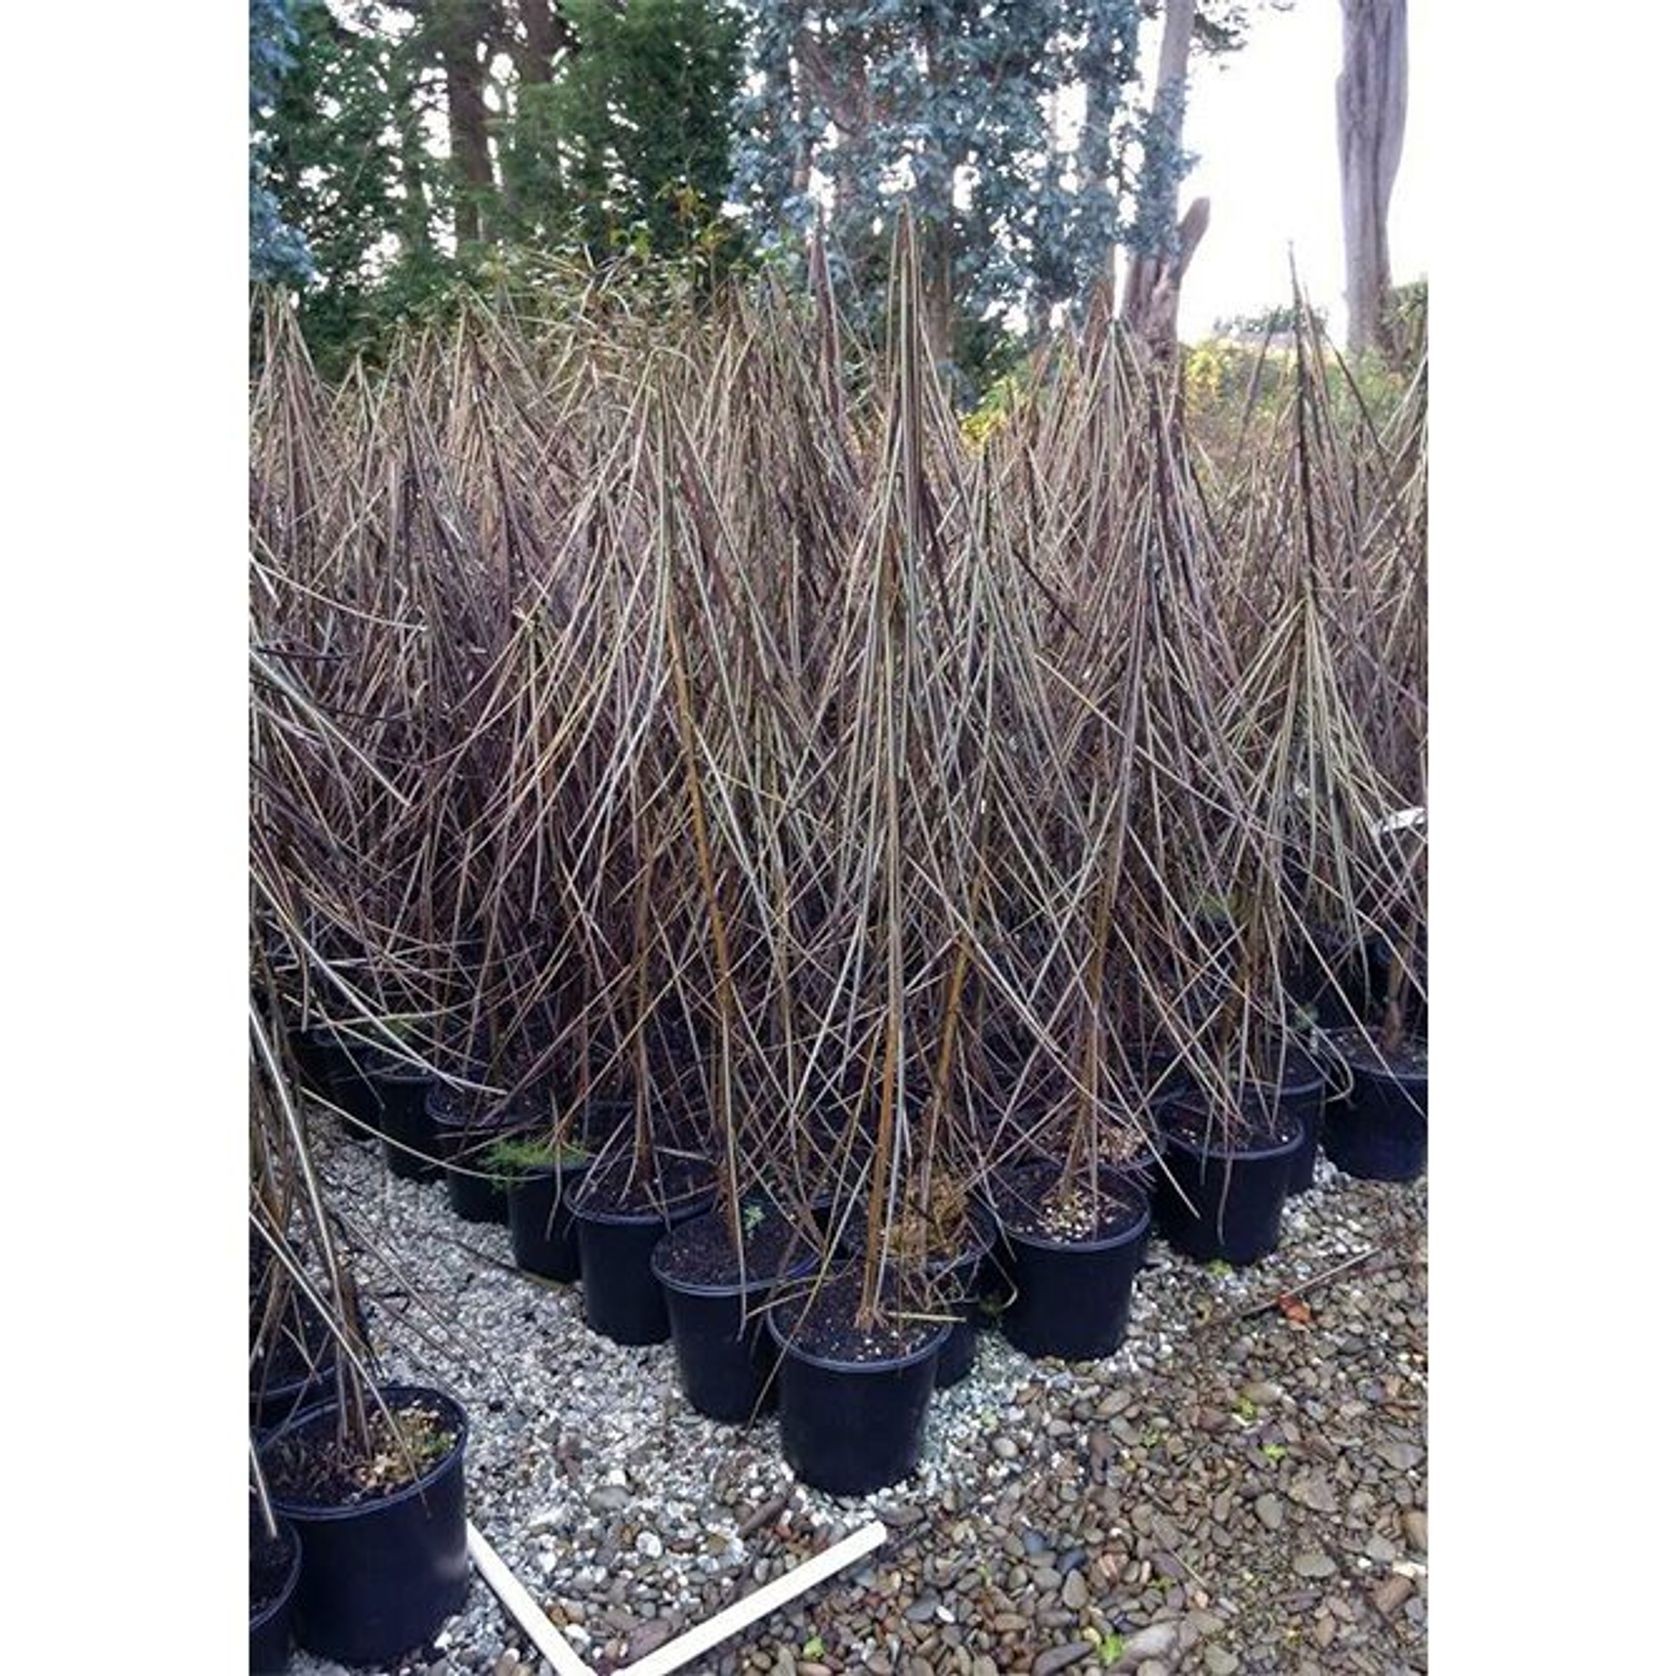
1162, 1115, 1304, 1164
506, 1156, 591, 1185
366, 1060, 432, 1086
924, 1203, 999, 1276
1271, 1055, 1327, 1097
1328, 1031, 1429, 1085
651, 1236, 819, 1299
997, 1198, 1151, 1255
424, 1084, 524, 1123
252, 1350, 335, 1407
570, 1184, 715, 1227
249, 1518, 302, 1633
261, 1384, 468, 1522
766, 1305, 953, 1376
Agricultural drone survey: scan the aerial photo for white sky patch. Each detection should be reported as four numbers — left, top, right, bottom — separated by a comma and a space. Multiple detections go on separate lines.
1169, 0, 1426, 341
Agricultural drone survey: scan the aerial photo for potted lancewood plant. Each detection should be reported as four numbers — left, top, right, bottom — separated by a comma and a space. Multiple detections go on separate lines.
1151, 332, 1429, 1255
1310, 351, 1430, 1183
644, 520, 835, 1421
569, 1018, 718, 1345
494, 1121, 594, 1282
249, 1478, 301, 1675
768, 220, 957, 1494
1325, 821, 1428, 1180
981, 449, 1167, 1355
251, 1009, 471, 1666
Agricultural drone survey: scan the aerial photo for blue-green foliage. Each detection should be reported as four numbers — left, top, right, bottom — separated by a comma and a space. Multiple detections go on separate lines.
733, 2, 1153, 370
250, 0, 314, 283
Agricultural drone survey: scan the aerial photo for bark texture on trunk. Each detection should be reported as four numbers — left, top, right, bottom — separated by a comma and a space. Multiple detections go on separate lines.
512, 0, 572, 84
437, 1, 497, 248
1121, 0, 1201, 362
1338, 0, 1407, 358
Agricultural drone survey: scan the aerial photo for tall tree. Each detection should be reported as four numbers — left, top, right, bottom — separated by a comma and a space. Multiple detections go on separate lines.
551, 0, 744, 259
736, 3, 1270, 392
499, 2, 581, 240
250, 0, 314, 283
735, 2, 1149, 387
1120, 0, 1209, 361
421, 0, 501, 248
261, 2, 460, 372
1337, 0, 1407, 358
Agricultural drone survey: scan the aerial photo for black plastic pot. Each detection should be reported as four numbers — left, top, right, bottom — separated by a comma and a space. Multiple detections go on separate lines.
250, 1283, 341, 1438
1277, 1054, 1329, 1197
652, 1235, 817, 1423
261, 1385, 469, 1667
291, 1026, 340, 1099
1324, 1052, 1427, 1181
506, 1162, 587, 1282
251, 1349, 338, 1439
371, 1063, 441, 1181
768, 1306, 951, 1496
1155, 1111, 1303, 1266
931, 1211, 998, 1387
428, 1087, 511, 1224
249, 1517, 302, 1675
997, 1193, 1151, 1361
306, 1029, 382, 1135
573, 1185, 715, 1346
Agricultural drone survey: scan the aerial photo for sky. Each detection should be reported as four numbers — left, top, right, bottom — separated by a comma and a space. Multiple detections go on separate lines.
1170, 0, 1426, 342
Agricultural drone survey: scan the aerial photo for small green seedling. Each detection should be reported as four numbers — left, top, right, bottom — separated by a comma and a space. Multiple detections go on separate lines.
743, 1199, 767, 1237
801, 1634, 825, 1659
1233, 1395, 1258, 1423
1099, 1631, 1126, 1665
1261, 1442, 1288, 1462
1207, 1259, 1233, 1277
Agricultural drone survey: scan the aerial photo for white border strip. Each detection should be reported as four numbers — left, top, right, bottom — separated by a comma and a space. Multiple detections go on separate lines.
467, 1520, 596, 1676
467, 1516, 888, 1676
620, 1520, 887, 1676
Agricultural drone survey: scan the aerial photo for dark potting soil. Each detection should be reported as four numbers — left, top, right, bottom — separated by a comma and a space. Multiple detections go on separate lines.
1164, 1095, 1302, 1153
656, 1205, 807, 1286
249, 1504, 293, 1615
264, 1393, 459, 1510
772, 1266, 944, 1365
994, 1161, 1149, 1243
1332, 1030, 1428, 1079
570, 1150, 715, 1218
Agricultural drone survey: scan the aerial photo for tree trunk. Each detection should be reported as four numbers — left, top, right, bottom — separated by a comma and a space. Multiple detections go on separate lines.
1121, 0, 1200, 360
394, 70, 435, 257
918, 17, 956, 369
1338, 0, 1407, 358
512, 0, 571, 85
436, 1, 497, 248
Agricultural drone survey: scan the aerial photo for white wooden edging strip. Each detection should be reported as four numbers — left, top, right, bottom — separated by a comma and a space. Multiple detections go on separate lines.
467, 1516, 888, 1676
467, 1521, 595, 1676
620, 1520, 888, 1676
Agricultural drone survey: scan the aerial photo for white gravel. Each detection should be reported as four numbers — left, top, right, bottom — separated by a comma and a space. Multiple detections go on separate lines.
285, 1106, 1426, 1676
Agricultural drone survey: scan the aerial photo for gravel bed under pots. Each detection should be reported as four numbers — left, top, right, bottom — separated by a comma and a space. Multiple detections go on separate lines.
291, 1107, 1427, 1676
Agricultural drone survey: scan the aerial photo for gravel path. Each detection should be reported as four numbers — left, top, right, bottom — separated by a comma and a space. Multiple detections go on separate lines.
290, 1114, 1426, 1676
